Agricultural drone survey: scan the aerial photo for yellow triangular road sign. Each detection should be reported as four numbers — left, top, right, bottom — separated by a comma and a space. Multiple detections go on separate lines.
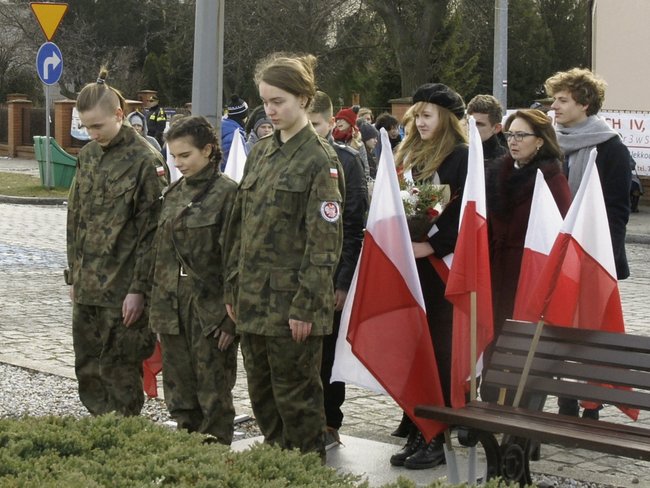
30, 2, 68, 42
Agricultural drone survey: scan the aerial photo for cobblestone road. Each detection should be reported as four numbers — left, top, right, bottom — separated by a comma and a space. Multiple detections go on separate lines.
1, 202, 649, 486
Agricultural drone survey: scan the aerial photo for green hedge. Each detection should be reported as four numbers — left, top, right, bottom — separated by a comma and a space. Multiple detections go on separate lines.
0, 415, 528, 487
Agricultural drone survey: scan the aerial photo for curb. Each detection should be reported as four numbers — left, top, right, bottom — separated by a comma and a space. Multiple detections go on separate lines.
626, 233, 650, 245
0, 194, 67, 206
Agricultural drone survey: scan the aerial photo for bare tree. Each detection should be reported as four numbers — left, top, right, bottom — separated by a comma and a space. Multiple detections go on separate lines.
364, 0, 449, 96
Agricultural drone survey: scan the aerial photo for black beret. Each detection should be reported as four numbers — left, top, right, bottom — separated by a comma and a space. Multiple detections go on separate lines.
412, 83, 466, 120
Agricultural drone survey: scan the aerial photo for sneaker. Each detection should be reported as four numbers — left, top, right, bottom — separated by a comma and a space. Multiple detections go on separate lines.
324, 427, 342, 450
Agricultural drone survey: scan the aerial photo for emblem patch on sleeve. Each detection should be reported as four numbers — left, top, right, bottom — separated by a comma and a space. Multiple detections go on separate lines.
329, 167, 339, 178
320, 201, 340, 222
156, 166, 165, 176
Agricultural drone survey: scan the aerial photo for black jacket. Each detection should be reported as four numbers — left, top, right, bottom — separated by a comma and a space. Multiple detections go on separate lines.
595, 135, 632, 280
330, 140, 368, 291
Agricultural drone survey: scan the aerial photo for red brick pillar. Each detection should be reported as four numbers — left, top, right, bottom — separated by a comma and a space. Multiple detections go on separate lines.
7, 97, 32, 157
54, 99, 76, 149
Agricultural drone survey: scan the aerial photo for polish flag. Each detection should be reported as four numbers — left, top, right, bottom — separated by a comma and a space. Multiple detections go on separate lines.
512, 170, 563, 322
444, 116, 494, 408
526, 150, 625, 332
142, 341, 163, 398
223, 131, 247, 183
332, 128, 447, 441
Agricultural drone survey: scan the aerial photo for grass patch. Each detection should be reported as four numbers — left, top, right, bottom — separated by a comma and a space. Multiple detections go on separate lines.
0, 172, 69, 198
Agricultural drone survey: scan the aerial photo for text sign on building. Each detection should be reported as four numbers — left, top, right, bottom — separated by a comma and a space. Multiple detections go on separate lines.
601, 112, 650, 175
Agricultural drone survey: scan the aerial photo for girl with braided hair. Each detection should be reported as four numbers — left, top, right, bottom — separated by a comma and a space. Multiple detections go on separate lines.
148, 115, 239, 444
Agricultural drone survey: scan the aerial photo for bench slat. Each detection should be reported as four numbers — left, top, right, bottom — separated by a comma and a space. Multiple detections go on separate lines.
415, 402, 650, 460
484, 370, 650, 410
502, 321, 650, 351
488, 351, 650, 391
494, 336, 650, 372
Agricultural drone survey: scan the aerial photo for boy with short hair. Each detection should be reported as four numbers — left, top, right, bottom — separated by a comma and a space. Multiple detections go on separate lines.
308, 91, 368, 448
545, 67, 632, 420
466, 94, 507, 161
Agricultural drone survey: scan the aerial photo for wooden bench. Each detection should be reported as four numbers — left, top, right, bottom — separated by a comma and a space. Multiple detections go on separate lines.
414, 320, 650, 485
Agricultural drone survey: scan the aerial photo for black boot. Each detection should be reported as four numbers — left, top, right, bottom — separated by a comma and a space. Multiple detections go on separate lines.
404, 437, 446, 470
391, 412, 413, 438
389, 429, 424, 466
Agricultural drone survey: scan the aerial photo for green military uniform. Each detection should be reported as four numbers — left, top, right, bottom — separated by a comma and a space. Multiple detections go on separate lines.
226, 124, 344, 458
149, 163, 238, 444
66, 124, 166, 416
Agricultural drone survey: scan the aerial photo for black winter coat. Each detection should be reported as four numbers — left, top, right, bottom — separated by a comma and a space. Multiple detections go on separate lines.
593, 136, 632, 280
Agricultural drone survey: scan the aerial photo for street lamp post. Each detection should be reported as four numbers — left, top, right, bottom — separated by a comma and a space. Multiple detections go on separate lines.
191, 0, 224, 131
493, 0, 508, 109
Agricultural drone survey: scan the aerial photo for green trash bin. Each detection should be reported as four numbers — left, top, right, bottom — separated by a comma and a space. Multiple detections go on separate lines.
33, 136, 77, 188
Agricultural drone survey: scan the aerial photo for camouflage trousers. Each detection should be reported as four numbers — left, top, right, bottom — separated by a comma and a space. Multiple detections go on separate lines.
240, 333, 326, 459
159, 292, 238, 444
72, 303, 156, 416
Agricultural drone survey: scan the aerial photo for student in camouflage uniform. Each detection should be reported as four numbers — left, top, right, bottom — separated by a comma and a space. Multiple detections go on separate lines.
225, 53, 344, 459
308, 91, 368, 448
149, 115, 238, 444
66, 68, 166, 416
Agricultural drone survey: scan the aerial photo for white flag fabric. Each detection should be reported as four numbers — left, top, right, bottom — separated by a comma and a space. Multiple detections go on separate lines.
223, 131, 247, 183
512, 169, 564, 321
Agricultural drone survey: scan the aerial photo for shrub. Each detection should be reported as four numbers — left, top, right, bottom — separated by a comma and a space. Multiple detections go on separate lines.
0, 415, 530, 487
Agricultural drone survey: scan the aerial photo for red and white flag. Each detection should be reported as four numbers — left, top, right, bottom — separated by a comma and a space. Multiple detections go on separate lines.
526, 150, 625, 332
332, 128, 447, 441
444, 116, 494, 408
223, 131, 247, 183
512, 170, 563, 322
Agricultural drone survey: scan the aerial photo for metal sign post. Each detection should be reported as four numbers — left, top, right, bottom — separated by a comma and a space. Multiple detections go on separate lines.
36, 41, 63, 189
30, 2, 67, 189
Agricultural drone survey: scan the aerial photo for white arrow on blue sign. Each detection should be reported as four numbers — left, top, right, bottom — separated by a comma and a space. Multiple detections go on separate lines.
36, 42, 63, 86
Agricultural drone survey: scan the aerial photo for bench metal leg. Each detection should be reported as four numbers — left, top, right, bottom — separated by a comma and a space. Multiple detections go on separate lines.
500, 436, 532, 487
456, 427, 501, 482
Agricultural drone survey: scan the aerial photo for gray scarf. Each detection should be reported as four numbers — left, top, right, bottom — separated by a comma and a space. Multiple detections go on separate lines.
556, 115, 618, 195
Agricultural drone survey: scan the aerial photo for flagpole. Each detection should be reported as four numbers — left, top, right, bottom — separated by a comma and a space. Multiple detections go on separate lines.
469, 291, 478, 485
470, 291, 477, 401
513, 319, 545, 408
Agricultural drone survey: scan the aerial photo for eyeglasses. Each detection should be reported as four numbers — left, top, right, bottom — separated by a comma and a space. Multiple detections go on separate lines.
504, 131, 536, 142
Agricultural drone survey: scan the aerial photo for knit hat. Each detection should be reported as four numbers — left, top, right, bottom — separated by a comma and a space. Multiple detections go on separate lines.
253, 116, 273, 133
227, 95, 249, 123
360, 122, 379, 142
335, 107, 357, 127
128, 112, 145, 127
412, 83, 466, 120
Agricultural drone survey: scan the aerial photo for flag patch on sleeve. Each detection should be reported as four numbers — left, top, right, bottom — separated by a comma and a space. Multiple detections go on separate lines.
156, 166, 165, 176
329, 168, 339, 179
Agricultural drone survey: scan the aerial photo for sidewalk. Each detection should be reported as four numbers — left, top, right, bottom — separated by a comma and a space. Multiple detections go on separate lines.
4, 156, 650, 242
1, 160, 650, 486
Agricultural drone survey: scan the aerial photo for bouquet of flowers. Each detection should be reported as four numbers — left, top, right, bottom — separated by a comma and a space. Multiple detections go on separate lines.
400, 181, 451, 242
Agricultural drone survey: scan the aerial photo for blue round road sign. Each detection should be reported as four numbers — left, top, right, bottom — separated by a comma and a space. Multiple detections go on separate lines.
36, 42, 63, 85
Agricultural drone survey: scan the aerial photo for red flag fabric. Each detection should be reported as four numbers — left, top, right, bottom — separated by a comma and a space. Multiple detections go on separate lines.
444, 117, 494, 408
143, 340, 163, 398
340, 128, 447, 441
525, 150, 624, 332
512, 170, 564, 322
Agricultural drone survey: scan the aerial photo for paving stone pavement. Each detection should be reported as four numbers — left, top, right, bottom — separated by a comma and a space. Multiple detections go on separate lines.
1, 200, 650, 486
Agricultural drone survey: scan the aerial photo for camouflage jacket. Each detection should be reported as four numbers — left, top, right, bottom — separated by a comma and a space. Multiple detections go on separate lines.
225, 123, 344, 336
66, 124, 166, 307
149, 164, 237, 337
